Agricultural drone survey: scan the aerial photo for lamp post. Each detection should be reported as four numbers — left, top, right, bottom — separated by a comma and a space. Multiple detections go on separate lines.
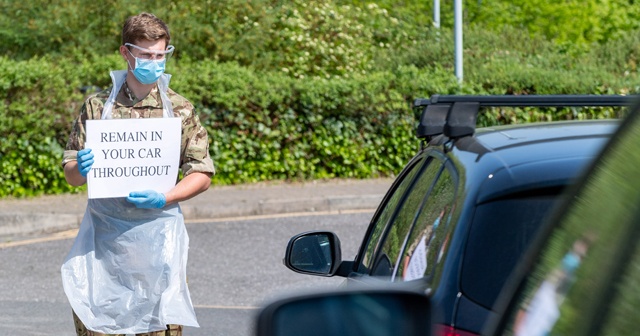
454, 0, 463, 83
433, 0, 440, 29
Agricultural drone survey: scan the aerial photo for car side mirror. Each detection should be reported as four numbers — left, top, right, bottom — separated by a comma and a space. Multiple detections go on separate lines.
283, 231, 342, 276
255, 286, 432, 336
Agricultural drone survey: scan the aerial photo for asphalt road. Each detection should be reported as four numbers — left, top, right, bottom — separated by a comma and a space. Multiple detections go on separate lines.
0, 210, 373, 335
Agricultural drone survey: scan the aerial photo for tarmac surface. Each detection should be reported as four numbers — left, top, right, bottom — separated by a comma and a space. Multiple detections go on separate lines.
0, 178, 394, 240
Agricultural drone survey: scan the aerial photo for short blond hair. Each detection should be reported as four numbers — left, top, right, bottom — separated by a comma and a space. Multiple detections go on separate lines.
121, 12, 171, 46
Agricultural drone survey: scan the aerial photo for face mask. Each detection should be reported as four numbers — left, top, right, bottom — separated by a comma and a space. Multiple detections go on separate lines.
130, 56, 165, 84
125, 43, 174, 85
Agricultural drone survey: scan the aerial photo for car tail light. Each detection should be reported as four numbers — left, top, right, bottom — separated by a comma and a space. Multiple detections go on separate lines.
433, 324, 479, 336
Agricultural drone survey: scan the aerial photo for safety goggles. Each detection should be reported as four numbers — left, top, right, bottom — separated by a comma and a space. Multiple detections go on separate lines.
125, 43, 175, 61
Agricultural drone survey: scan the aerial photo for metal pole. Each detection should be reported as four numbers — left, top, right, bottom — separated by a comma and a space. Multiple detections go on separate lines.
433, 0, 440, 29
454, 0, 463, 83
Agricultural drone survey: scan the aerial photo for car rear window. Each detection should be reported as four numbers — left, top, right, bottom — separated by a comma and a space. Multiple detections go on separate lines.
461, 195, 558, 308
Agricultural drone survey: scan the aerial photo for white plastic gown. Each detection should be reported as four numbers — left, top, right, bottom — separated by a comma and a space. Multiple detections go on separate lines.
61, 70, 199, 334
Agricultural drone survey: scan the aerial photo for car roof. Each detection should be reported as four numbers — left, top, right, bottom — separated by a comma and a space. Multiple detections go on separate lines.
475, 120, 618, 152
443, 119, 620, 203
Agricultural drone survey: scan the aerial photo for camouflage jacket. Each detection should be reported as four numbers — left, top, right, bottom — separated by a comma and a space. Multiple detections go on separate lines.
63, 81, 215, 176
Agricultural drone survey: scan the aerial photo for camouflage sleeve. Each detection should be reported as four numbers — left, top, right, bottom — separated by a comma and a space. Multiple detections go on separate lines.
61, 103, 89, 167
178, 102, 216, 176
61, 95, 104, 167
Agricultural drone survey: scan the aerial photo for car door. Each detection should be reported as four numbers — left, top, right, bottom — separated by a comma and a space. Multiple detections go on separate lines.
354, 149, 458, 283
486, 100, 640, 336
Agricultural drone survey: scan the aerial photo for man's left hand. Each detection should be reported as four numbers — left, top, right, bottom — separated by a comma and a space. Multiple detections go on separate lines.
127, 190, 167, 209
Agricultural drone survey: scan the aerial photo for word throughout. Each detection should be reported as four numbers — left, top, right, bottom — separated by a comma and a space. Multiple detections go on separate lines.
91, 165, 172, 178
91, 131, 172, 178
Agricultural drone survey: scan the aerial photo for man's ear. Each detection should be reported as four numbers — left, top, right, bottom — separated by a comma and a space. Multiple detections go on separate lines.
119, 45, 129, 61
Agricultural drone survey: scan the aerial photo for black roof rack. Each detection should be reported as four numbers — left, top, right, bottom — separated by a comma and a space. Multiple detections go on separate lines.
414, 94, 637, 140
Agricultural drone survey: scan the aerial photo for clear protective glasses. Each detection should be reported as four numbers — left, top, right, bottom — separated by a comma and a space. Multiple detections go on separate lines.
125, 43, 175, 61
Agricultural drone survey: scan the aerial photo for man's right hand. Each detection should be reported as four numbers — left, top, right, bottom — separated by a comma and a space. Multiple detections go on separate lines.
77, 148, 94, 177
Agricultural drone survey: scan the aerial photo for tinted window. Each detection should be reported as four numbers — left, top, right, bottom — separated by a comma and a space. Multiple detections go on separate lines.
358, 156, 427, 273
369, 158, 444, 277
462, 195, 556, 308
500, 108, 640, 336
396, 167, 456, 282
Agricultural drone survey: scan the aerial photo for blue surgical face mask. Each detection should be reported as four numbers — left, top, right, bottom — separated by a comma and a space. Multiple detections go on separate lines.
127, 52, 166, 85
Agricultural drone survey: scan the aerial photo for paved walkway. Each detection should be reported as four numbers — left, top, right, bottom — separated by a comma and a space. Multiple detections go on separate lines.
0, 178, 394, 238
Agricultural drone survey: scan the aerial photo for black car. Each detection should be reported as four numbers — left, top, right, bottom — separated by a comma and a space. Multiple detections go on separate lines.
256, 96, 640, 336
277, 95, 633, 336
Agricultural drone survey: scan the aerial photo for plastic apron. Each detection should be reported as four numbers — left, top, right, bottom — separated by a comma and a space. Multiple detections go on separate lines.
61, 70, 199, 334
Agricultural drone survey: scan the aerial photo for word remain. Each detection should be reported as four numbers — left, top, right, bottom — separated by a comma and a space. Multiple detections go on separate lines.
100, 131, 163, 142
91, 165, 172, 178
101, 148, 162, 160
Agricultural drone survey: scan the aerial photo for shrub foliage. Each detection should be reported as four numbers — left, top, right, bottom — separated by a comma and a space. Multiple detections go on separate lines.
0, 1, 639, 197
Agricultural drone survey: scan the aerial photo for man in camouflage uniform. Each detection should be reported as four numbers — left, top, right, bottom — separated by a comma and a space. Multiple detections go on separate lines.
61, 12, 214, 336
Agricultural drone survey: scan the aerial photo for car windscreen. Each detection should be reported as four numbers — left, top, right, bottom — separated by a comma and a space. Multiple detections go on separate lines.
461, 194, 559, 308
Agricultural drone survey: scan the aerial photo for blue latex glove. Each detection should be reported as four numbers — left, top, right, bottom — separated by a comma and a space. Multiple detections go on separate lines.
77, 148, 94, 177
127, 190, 167, 209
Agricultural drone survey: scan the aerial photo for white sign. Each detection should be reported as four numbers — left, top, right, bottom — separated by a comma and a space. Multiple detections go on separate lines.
404, 235, 428, 281
85, 118, 181, 199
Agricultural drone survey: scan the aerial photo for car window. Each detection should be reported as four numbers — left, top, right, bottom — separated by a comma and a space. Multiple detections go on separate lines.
396, 166, 456, 282
358, 156, 428, 274
498, 107, 640, 336
461, 194, 557, 308
370, 160, 448, 278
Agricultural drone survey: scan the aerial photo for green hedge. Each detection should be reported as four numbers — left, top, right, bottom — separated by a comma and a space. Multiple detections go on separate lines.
181, 66, 418, 183
0, 59, 636, 197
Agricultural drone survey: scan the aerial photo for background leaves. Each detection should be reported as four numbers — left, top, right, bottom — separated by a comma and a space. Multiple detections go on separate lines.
0, 0, 639, 197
